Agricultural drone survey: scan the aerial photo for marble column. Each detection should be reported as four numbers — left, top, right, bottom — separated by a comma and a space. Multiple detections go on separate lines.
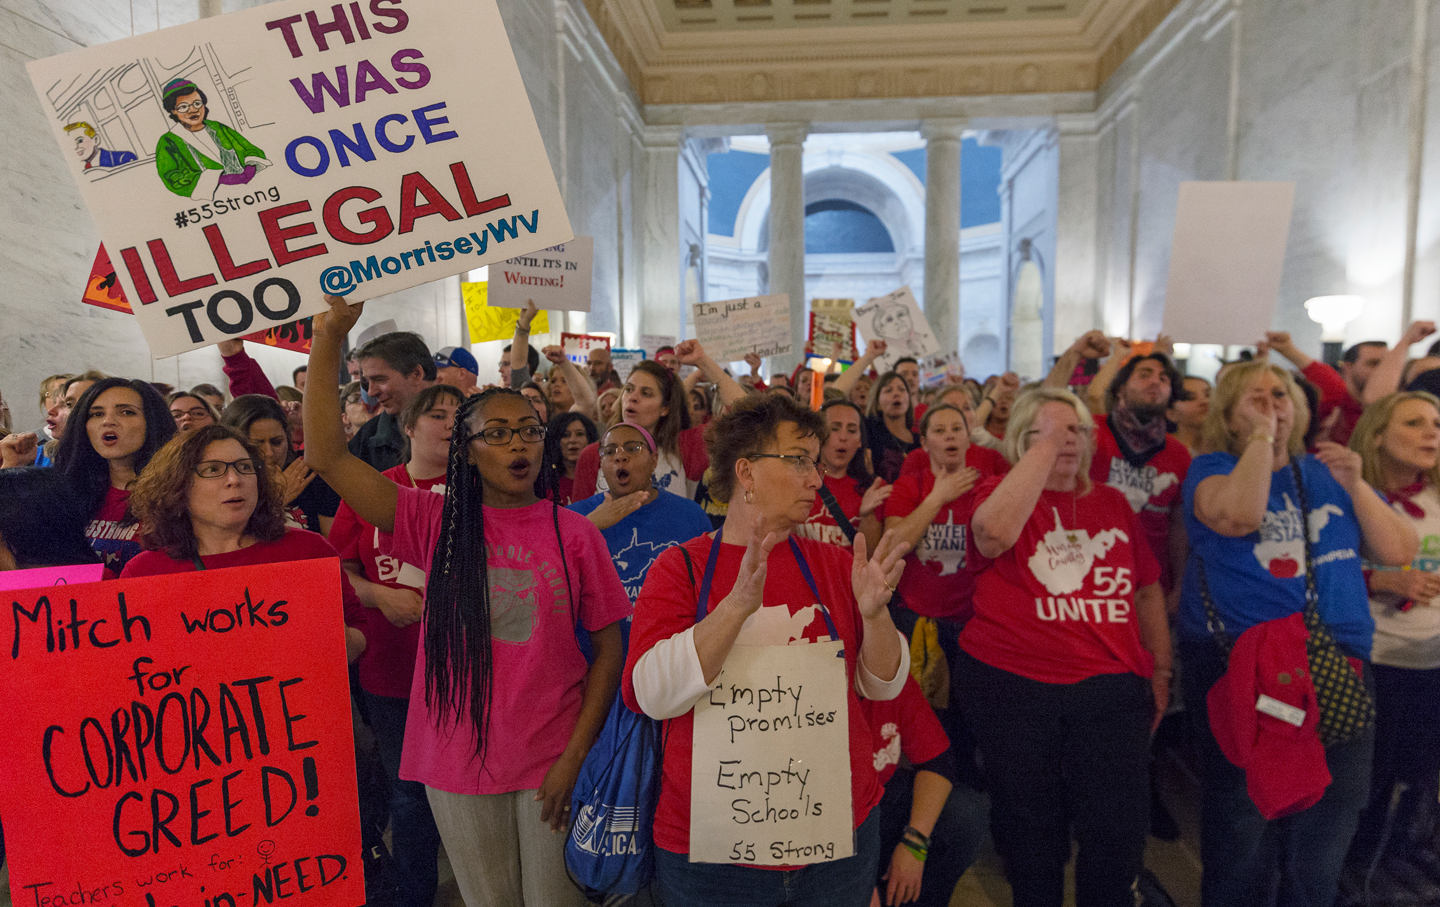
767, 122, 808, 374
637, 125, 685, 342
922, 118, 965, 362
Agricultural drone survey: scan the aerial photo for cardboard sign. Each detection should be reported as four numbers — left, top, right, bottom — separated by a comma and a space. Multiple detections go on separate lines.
806, 298, 856, 362
1160, 182, 1295, 345
611, 349, 645, 384
244, 316, 315, 354
562, 332, 609, 366
691, 295, 792, 363
854, 287, 940, 375
28, 0, 571, 358
689, 642, 853, 865
460, 281, 549, 343
82, 245, 133, 314
0, 559, 363, 907
0, 563, 105, 592
640, 334, 676, 358
486, 237, 593, 312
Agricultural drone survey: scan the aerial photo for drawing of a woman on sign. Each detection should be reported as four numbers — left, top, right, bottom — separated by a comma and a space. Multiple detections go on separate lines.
154, 77, 270, 199
870, 299, 929, 357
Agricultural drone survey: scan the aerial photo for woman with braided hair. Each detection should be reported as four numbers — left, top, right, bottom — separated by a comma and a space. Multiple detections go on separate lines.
304, 295, 630, 907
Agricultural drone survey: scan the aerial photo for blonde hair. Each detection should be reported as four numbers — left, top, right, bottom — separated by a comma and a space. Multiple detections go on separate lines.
64, 121, 96, 137
1203, 361, 1309, 458
1349, 391, 1440, 492
1001, 387, 1094, 493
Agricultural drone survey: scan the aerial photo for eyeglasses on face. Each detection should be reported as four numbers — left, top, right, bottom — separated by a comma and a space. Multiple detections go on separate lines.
173, 101, 205, 113
172, 408, 209, 421
468, 425, 546, 446
599, 441, 648, 458
747, 453, 819, 475
194, 459, 258, 479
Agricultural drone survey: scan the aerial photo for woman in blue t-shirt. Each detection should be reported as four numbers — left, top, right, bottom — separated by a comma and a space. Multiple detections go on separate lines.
1179, 361, 1416, 907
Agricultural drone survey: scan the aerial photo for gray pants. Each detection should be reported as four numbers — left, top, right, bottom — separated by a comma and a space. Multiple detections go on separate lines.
426, 786, 588, 907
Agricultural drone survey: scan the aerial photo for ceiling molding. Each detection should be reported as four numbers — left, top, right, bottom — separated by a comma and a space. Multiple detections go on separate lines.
578, 0, 1174, 105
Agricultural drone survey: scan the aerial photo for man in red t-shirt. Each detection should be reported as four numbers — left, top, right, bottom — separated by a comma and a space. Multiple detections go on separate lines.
1265, 331, 1386, 446
1087, 352, 1191, 594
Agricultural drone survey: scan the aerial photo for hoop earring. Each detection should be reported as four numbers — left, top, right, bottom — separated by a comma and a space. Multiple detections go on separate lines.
744, 488, 754, 504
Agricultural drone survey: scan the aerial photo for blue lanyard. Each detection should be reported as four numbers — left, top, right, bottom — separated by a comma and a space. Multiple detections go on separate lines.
696, 532, 841, 642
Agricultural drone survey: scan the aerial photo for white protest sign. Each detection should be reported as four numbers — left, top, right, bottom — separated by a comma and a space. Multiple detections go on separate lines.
692, 295, 792, 363
690, 642, 853, 865
28, 0, 571, 358
487, 236, 594, 312
611, 349, 645, 383
1161, 182, 1295, 345
562, 332, 609, 366
854, 287, 940, 374
641, 334, 676, 357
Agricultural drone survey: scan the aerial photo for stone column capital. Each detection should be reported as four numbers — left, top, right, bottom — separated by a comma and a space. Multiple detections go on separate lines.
641, 124, 685, 150
765, 122, 810, 149
921, 118, 967, 143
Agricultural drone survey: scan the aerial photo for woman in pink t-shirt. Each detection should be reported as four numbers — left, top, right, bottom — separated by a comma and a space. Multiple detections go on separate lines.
956, 387, 1172, 907
304, 295, 630, 907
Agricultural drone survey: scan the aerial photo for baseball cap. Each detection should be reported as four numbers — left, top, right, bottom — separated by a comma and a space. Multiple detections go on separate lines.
435, 346, 478, 375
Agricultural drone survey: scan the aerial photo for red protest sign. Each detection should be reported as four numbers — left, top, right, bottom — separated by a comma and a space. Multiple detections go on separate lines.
243, 317, 315, 355
0, 558, 363, 907
83, 244, 133, 314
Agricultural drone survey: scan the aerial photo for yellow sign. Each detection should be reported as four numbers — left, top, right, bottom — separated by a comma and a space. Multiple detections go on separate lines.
462, 281, 549, 342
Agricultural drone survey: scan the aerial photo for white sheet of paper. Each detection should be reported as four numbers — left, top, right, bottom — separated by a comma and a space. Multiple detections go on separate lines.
27, 0, 571, 357
611, 349, 645, 383
486, 237, 593, 312
692, 295, 792, 363
854, 287, 940, 374
689, 641, 853, 866
1160, 182, 1295, 345
641, 334, 676, 358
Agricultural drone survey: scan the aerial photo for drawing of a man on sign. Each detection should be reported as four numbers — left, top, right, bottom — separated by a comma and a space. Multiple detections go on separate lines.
855, 288, 940, 373
65, 121, 137, 170
155, 76, 271, 199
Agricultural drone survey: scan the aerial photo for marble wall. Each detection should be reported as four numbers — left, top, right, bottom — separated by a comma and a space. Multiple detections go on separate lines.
1, 0, 642, 432
1060, 0, 1440, 354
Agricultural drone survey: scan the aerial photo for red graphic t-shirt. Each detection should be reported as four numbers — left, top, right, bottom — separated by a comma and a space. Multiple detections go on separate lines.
959, 477, 1160, 684
797, 474, 867, 547
1089, 420, 1190, 591
329, 465, 445, 699
622, 535, 885, 855
860, 676, 949, 787
884, 473, 983, 621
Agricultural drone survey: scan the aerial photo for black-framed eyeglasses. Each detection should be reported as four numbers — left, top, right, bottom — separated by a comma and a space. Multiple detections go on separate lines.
468, 425, 546, 446
747, 453, 819, 475
599, 441, 648, 458
171, 408, 210, 421
194, 459, 258, 479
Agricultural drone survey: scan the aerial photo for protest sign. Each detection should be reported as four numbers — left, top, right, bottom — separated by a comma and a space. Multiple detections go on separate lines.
82, 245, 132, 314
640, 334, 675, 358
855, 287, 939, 374
243, 316, 315, 354
691, 295, 792, 364
689, 642, 853, 865
28, 0, 571, 358
562, 332, 610, 366
611, 349, 645, 383
1161, 182, 1295, 345
0, 558, 363, 907
461, 281, 549, 343
0, 563, 105, 592
806, 298, 856, 362
486, 237, 593, 312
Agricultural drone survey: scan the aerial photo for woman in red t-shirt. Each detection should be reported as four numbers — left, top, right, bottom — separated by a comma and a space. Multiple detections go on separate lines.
956, 387, 1172, 907
795, 400, 890, 550
623, 392, 911, 906
54, 377, 175, 572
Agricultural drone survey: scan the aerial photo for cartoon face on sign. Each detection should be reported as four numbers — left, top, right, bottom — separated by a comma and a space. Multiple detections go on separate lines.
1253, 494, 1345, 578
1027, 508, 1127, 595
156, 76, 272, 199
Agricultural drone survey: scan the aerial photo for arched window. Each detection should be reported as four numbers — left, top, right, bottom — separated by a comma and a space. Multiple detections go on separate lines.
803, 200, 895, 254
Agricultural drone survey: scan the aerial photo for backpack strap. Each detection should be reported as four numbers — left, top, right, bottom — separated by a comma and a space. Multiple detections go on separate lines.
817, 484, 859, 545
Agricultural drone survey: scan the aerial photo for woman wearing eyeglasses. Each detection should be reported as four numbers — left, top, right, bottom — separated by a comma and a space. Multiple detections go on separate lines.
303, 295, 630, 907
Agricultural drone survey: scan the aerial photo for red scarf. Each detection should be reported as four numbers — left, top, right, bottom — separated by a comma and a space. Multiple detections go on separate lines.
1386, 480, 1427, 520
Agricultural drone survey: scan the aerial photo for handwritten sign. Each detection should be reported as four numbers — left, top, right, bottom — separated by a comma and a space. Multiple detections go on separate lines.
641, 334, 675, 358
0, 563, 104, 592
28, 0, 571, 358
0, 559, 363, 907
562, 332, 610, 366
486, 237, 593, 312
689, 642, 852, 866
1161, 182, 1295, 345
855, 288, 939, 375
691, 295, 792, 364
806, 298, 856, 362
611, 349, 645, 384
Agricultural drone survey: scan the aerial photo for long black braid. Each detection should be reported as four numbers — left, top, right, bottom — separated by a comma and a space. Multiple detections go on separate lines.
423, 388, 575, 765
